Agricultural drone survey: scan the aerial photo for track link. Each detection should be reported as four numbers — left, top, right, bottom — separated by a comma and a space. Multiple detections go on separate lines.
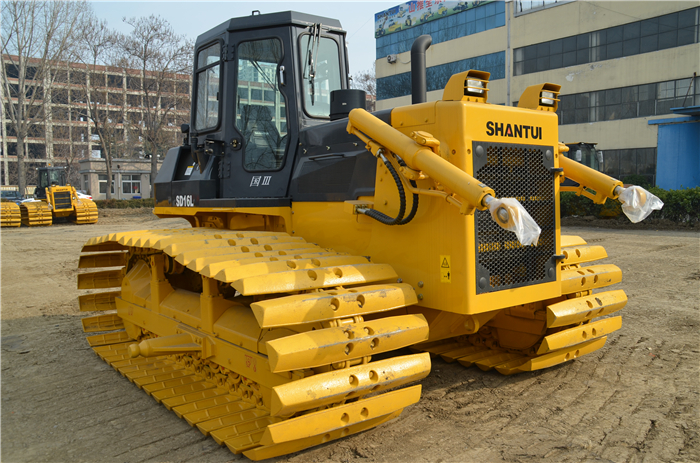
77, 228, 430, 460
0, 202, 21, 227
72, 198, 98, 224
20, 201, 52, 226
411, 235, 626, 375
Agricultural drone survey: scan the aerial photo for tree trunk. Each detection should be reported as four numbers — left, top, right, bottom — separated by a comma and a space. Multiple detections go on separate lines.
105, 157, 112, 200
16, 133, 26, 196
16, 54, 27, 196
150, 141, 158, 199
99, 129, 112, 200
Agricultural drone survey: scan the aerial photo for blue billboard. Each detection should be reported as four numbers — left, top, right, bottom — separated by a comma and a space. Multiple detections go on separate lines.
375, 1, 494, 38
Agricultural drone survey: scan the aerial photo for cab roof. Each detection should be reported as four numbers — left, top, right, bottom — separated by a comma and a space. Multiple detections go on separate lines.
196, 11, 345, 46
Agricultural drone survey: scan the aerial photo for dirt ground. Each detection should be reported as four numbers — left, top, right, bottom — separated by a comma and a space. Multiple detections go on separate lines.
2, 209, 698, 463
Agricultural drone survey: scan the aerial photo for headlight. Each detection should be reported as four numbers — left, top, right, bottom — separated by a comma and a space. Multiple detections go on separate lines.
466, 79, 484, 95
540, 91, 556, 106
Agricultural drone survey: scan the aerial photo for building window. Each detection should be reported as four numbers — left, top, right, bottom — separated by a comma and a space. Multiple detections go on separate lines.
558, 76, 699, 125
514, 1, 569, 15
377, 51, 505, 100
514, 7, 699, 76
83, 174, 88, 192
122, 174, 141, 194
98, 174, 114, 194
601, 148, 657, 186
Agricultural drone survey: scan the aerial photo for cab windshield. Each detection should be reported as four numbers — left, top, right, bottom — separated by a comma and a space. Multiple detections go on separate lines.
39, 169, 66, 188
570, 144, 599, 170
300, 33, 341, 118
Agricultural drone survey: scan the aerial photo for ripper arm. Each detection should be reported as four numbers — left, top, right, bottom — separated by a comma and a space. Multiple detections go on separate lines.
559, 154, 623, 204
347, 108, 541, 246
348, 108, 495, 211
559, 149, 663, 223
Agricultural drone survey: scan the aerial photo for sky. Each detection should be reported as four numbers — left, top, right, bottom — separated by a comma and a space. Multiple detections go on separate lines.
90, 0, 400, 76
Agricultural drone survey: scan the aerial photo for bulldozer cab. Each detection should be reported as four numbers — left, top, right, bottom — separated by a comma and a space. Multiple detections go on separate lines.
561, 142, 604, 191
565, 142, 602, 171
36, 167, 67, 199
180, 11, 349, 203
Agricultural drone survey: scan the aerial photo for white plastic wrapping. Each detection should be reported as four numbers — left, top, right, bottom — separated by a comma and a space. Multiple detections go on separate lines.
487, 198, 541, 246
617, 185, 664, 223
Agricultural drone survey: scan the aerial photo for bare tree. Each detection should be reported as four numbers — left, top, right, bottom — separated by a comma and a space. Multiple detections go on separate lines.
351, 63, 376, 112
1, 0, 88, 194
52, 144, 81, 186
71, 15, 121, 199
119, 15, 192, 197
48, 64, 83, 186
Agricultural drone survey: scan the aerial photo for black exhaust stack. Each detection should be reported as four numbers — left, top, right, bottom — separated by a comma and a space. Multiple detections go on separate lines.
411, 35, 432, 104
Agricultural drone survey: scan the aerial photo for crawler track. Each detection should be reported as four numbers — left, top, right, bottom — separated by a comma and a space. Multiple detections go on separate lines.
77, 228, 430, 460
20, 202, 52, 226
18, 198, 97, 227
0, 201, 21, 227
412, 235, 626, 374
76, 230, 626, 458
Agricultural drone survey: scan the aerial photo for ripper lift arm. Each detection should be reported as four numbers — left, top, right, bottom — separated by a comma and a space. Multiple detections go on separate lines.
347, 108, 542, 246
558, 145, 663, 223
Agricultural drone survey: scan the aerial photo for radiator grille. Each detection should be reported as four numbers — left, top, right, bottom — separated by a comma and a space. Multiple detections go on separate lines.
473, 142, 556, 294
53, 191, 72, 210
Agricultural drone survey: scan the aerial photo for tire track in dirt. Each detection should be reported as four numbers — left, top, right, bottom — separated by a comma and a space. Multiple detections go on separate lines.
59, 396, 147, 424
22, 376, 111, 402
110, 428, 202, 459
566, 336, 694, 461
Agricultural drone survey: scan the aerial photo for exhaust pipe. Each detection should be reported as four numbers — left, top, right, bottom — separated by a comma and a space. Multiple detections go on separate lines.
411, 35, 432, 104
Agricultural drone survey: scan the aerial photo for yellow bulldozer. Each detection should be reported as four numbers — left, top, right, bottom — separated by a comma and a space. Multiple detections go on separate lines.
19, 166, 98, 226
76, 11, 662, 460
0, 189, 22, 227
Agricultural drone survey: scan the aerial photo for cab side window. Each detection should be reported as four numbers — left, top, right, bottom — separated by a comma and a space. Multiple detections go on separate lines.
194, 42, 221, 131
39, 171, 49, 189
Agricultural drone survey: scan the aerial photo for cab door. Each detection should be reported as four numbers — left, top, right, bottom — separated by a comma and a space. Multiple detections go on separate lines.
220, 28, 298, 201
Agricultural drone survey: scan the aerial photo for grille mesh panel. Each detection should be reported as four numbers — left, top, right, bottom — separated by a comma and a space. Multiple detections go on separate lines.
54, 191, 72, 209
474, 143, 556, 294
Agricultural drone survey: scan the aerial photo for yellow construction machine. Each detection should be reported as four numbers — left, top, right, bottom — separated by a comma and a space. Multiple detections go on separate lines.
20, 166, 98, 226
76, 11, 662, 460
0, 189, 22, 227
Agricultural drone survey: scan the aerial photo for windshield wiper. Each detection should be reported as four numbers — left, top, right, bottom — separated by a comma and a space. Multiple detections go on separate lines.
307, 23, 322, 105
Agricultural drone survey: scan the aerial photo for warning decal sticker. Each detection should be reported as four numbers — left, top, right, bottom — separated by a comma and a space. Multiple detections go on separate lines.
440, 255, 451, 283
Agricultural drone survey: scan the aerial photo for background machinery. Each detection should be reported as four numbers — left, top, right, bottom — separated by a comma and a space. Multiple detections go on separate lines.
561, 141, 603, 192
76, 11, 661, 460
565, 142, 603, 171
0, 189, 22, 227
20, 166, 98, 226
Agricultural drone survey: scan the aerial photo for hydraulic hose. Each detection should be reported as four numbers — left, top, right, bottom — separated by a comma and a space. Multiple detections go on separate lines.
361, 152, 407, 225
395, 156, 419, 225
359, 152, 419, 226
